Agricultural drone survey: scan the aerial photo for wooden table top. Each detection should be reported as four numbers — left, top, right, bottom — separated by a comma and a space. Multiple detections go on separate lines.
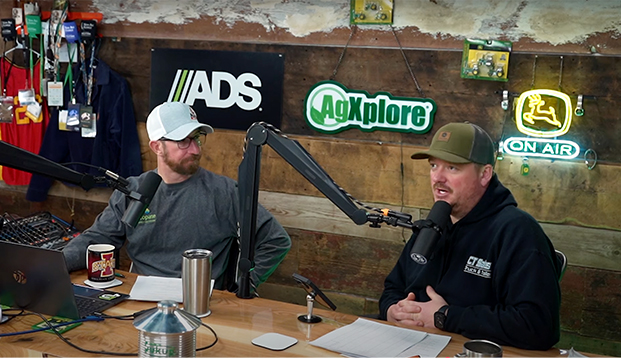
0, 270, 565, 357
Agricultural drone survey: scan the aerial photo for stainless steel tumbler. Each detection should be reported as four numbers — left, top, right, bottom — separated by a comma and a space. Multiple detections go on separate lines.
182, 249, 212, 317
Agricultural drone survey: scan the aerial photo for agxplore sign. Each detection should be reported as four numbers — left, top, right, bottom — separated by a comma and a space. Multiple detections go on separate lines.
150, 48, 284, 131
304, 81, 436, 134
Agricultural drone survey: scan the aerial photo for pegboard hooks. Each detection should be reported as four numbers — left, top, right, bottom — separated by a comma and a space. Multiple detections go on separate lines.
501, 90, 509, 110
584, 149, 597, 170
575, 94, 585, 116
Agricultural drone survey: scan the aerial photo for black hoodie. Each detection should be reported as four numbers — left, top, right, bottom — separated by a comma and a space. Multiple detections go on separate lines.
379, 174, 561, 350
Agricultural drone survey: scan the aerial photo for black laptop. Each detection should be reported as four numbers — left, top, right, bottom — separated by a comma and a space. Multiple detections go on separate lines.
0, 240, 128, 319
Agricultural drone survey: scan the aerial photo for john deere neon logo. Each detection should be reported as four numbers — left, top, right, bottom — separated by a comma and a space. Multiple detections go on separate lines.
501, 89, 580, 160
515, 89, 572, 138
304, 81, 436, 134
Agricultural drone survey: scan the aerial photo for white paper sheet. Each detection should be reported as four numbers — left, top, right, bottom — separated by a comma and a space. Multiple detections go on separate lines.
128, 276, 183, 302
397, 333, 451, 357
310, 318, 441, 357
128, 276, 215, 303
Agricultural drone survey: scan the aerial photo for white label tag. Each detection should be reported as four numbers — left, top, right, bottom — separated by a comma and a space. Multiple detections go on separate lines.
59, 42, 78, 63
50, 10, 63, 30
58, 109, 69, 131
47, 81, 63, 106
18, 88, 36, 106
81, 113, 97, 138
12, 8, 23, 26
26, 102, 42, 121
24, 3, 40, 16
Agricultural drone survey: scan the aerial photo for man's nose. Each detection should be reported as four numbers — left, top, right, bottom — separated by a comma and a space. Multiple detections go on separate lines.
431, 168, 446, 182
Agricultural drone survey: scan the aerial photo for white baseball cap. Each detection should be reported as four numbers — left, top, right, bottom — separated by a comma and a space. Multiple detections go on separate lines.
146, 102, 214, 141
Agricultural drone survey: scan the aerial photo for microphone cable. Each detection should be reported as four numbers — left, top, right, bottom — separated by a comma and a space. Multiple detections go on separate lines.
61, 162, 130, 190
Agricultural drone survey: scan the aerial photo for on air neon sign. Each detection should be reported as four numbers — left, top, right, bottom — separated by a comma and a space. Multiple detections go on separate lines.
502, 89, 581, 160
502, 137, 580, 159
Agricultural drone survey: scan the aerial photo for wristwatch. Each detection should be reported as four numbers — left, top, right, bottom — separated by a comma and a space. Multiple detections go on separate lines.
434, 305, 449, 330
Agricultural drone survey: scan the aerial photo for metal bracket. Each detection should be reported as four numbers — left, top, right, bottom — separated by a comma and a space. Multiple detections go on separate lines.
575, 95, 584, 116
584, 148, 597, 170
501, 90, 509, 110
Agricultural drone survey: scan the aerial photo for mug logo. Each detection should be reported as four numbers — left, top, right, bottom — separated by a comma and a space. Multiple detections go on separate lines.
13, 270, 27, 284
92, 252, 115, 277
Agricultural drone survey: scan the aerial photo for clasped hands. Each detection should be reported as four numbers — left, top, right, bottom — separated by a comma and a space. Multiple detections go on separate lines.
386, 286, 447, 328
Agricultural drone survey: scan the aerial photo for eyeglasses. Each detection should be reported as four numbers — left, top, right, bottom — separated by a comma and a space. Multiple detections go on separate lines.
162, 133, 206, 149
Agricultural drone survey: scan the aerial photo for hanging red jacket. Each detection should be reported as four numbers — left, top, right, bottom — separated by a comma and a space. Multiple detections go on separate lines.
0, 57, 49, 185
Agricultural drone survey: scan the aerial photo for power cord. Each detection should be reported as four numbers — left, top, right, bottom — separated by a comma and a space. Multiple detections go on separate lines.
0, 313, 104, 337
0, 308, 218, 355
95, 306, 157, 320
31, 312, 136, 356
197, 321, 219, 351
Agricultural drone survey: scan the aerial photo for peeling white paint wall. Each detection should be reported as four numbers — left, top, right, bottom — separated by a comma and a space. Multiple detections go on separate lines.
93, 0, 621, 45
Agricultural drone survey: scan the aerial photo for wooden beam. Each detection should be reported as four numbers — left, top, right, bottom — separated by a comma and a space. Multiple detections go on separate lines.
259, 191, 621, 272
259, 191, 420, 244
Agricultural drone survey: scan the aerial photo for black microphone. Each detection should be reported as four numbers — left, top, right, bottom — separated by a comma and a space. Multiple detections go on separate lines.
121, 172, 162, 228
410, 200, 452, 264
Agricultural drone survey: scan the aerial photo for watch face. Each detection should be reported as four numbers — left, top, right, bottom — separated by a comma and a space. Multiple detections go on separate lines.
434, 311, 446, 330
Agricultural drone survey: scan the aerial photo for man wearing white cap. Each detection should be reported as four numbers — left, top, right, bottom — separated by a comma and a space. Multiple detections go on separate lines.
63, 102, 291, 290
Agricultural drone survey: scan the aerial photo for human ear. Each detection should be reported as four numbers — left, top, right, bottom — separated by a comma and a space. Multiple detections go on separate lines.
480, 165, 493, 186
149, 140, 163, 155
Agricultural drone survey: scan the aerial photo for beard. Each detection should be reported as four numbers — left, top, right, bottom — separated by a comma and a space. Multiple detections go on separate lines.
162, 146, 201, 176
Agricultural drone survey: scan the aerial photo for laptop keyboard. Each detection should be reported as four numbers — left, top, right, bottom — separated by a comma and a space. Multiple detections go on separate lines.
75, 296, 110, 317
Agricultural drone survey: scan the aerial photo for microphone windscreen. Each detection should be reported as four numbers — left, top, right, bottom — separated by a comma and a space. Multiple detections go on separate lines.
427, 200, 452, 230
137, 172, 162, 207
409, 200, 452, 264
121, 172, 162, 228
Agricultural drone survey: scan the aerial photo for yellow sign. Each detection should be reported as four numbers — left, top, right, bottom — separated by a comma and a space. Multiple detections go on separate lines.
350, 0, 393, 24
515, 89, 572, 138
461, 39, 512, 82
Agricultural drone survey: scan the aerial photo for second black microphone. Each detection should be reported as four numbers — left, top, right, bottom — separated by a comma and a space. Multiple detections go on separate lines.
410, 200, 452, 265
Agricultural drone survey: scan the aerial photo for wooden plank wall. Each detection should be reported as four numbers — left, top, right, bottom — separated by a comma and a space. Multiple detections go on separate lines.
1, 3, 621, 354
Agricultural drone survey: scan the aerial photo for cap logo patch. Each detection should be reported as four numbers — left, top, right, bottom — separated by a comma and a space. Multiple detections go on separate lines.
437, 131, 451, 142
189, 107, 198, 121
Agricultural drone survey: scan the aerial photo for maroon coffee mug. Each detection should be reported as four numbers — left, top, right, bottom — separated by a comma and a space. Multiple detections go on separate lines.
86, 244, 116, 282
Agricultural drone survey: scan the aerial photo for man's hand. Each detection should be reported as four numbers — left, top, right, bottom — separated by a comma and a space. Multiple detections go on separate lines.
386, 286, 448, 328
387, 292, 423, 327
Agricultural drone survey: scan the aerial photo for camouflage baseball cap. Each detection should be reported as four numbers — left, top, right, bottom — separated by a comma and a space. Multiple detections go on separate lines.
411, 122, 496, 165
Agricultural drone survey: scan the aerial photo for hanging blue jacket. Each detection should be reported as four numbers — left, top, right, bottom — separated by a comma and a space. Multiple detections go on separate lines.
26, 59, 142, 201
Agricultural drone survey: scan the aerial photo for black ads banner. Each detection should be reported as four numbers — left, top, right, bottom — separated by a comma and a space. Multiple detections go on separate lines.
150, 48, 285, 131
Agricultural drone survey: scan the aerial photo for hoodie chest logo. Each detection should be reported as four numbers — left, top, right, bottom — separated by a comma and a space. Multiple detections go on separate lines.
464, 256, 492, 279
